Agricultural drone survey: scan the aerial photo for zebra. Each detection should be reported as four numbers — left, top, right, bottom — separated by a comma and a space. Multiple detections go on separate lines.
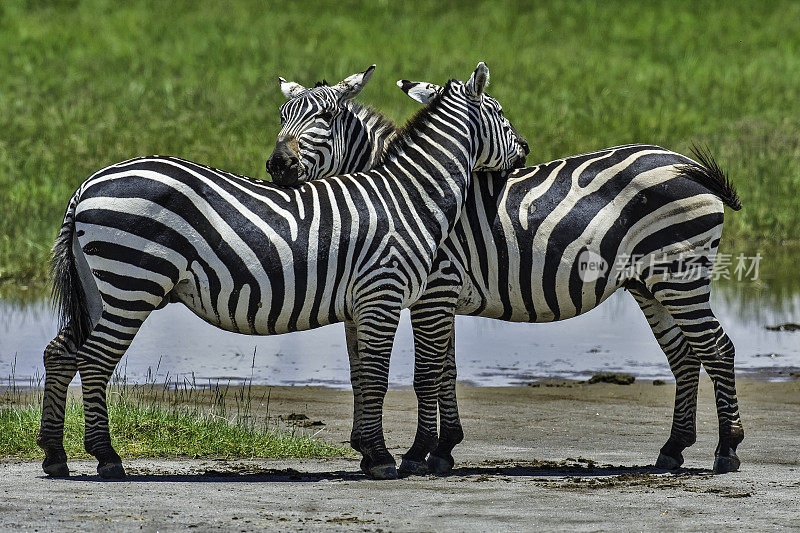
36, 62, 528, 481
266, 65, 397, 187
266, 78, 744, 476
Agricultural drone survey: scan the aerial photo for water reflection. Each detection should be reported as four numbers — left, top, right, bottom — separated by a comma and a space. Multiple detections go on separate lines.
1, 244, 798, 388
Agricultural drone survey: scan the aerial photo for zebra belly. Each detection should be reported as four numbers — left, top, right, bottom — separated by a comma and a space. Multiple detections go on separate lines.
170, 273, 345, 336
454, 261, 628, 323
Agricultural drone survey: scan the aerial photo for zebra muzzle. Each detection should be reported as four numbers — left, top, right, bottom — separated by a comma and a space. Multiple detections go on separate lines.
266, 146, 305, 187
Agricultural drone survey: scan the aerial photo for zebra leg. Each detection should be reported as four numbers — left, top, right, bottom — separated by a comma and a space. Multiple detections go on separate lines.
649, 279, 744, 473
398, 304, 452, 476
36, 324, 80, 477
344, 319, 368, 470
353, 306, 401, 480
428, 325, 463, 474
77, 310, 150, 479
629, 287, 700, 470
404, 257, 464, 475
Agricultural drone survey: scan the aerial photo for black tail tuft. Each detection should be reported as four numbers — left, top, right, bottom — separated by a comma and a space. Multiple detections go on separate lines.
678, 143, 742, 211
50, 195, 92, 346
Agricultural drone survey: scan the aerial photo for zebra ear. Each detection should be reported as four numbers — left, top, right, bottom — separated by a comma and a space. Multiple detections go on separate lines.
396, 80, 442, 104
466, 62, 489, 99
278, 77, 306, 99
334, 64, 376, 102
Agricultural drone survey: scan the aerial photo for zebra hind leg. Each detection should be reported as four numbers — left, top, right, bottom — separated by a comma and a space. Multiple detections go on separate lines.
427, 333, 463, 474
37, 324, 81, 477
77, 310, 151, 478
649, 278, 743, 473
629, 286, 700, 470
701, 328, 743, 473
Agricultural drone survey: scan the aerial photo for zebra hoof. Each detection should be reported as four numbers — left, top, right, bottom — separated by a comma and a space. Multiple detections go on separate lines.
97, 462, 126, 479
360, 456, 371, 476
367, 463, 398, 480
42, 460, 70, 478
427, 454, 454, 475
398, 458, 428, 477
655, 452, 683, 470
713, 454, 740, 474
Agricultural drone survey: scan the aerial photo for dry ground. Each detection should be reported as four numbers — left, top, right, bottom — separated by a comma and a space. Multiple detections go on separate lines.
1, 377, 798, 531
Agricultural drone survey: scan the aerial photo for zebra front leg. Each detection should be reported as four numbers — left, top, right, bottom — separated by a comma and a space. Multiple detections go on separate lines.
344, 319, 370, 474
37, 325, 80, 477
77, 312, 149, 478
398, 304, 452, 476
650, 280, 744, 473
428, 325, 463, 474
630, 287, 700, 469
353, 306, 401, 480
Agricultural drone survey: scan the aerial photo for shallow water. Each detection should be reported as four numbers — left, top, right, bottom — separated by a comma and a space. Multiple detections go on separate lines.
2, 246, 799, 388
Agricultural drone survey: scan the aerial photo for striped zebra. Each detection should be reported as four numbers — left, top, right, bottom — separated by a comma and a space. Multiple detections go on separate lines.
266, 65, 396, 187
37, 62, 528, 480
266, 77, 744, 476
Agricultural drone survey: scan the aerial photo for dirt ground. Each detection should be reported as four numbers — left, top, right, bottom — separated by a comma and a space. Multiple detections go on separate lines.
1, 376, 799, 531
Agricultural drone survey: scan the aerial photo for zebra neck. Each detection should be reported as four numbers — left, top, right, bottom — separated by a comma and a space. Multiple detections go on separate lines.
383, 100, 474, 190
347, 104, 398, 171
379, 103, 475, 247
370, 129, 398, 169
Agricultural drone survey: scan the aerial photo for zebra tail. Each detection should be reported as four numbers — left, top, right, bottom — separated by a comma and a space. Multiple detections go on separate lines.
678, 143, 742, 211
50, 192, 92, 346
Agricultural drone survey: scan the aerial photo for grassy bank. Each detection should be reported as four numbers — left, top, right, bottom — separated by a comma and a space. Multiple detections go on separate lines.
1, 0, 799, 283
0, 375, 346, 459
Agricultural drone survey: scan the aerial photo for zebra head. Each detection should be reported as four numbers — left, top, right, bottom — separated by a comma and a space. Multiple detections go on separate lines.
266, 65, 377, 186
397, 63, 529, 171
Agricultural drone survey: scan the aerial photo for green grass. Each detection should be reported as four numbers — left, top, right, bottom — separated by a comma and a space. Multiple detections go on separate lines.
1, 0, 799, 283
0, 373, 347, 459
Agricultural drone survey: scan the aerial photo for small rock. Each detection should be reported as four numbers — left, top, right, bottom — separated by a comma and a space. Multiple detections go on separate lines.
765, 323, 800, 332
653, 379, 666, 386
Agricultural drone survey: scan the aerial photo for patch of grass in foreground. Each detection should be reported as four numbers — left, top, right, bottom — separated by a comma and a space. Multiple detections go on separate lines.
0, 374, 347, 459
0, 401, 344, 459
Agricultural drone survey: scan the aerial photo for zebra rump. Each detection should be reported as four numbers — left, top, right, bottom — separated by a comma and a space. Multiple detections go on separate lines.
50, 193, 92, 347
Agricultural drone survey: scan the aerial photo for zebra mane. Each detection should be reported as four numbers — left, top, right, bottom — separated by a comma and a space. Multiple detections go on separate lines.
378, 79, 456, 166
344, 99, 397, 139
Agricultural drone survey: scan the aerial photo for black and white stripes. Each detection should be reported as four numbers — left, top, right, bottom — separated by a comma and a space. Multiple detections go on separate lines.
37, 63, 527, 480
267, 74, 744, 476
266, 66, 396, 187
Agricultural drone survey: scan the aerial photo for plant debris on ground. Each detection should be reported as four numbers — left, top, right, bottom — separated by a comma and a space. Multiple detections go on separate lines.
588, 372, 636, 385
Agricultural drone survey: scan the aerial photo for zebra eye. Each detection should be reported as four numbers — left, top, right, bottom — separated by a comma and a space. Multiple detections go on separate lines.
318, 111, 334, 121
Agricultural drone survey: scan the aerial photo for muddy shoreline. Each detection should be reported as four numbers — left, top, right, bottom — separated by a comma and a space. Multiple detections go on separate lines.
2, 377, 798, 531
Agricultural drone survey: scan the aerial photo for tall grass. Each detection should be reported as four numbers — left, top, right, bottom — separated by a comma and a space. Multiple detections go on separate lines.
0, 361, 346, 459
1, 0, 799, 284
